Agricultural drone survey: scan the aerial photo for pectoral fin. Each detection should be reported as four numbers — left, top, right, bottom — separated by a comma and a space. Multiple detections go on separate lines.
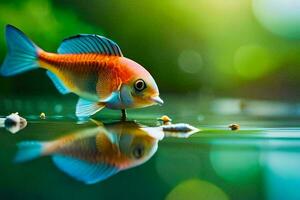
102, 91, 120, 103
76, 98, 105, 118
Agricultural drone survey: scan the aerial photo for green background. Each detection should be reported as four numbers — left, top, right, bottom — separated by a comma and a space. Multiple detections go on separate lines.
0, 0, 300, 100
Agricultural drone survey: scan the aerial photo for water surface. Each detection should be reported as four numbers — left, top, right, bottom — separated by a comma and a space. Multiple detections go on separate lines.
0, 96, 299, 200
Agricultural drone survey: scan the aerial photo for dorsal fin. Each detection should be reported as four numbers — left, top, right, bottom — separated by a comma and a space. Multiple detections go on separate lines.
57, 34, 123, 56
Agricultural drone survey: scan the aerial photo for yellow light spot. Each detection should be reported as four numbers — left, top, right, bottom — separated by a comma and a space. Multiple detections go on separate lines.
165, 179, 228, 200
234, 44, 274, 79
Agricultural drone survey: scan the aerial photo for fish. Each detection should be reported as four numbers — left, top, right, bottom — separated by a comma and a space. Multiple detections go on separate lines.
14, 121, 164, 184
0, 25, 164, 119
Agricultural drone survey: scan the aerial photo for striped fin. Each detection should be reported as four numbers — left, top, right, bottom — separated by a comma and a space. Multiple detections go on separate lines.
52, 155, 119, 184
76, 98, 105, 118
57, 34, 123, 56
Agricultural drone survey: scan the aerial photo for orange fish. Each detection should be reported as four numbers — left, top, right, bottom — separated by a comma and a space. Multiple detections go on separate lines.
0, 25, 163, 119
15, 121, 164, 184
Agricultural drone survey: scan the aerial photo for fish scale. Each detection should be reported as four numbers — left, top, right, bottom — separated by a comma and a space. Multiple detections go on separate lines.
39, 52, 119, 100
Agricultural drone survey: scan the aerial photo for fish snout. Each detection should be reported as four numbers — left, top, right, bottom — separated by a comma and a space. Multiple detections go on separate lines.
151, 96, 164, 106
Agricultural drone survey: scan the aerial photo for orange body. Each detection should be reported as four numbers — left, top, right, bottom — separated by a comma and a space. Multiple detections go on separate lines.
38, 51, 133, 101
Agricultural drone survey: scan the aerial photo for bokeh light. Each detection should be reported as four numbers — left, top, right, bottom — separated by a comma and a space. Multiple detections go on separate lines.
210, 145, 260, 184
234, 44, 275, 80
165, 179, 228, 200
178, 50, 203, 74
54, 104, 63, 113
253, 0, 300, 39
263, 149, 300, 200
155, 147, 202, 186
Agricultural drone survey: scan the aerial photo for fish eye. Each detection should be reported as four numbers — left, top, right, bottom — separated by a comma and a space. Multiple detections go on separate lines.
134, 79, 146, 92
132, 145, 144, 159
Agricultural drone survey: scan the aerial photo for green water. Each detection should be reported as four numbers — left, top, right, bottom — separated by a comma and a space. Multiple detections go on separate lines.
0, 96, 300, 200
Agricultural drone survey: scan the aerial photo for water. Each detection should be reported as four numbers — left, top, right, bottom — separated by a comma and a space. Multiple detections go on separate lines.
0, 96, 300, 200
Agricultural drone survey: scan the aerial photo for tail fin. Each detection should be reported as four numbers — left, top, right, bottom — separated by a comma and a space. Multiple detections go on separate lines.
14, 141, 45, 163
0, 24, 40, 76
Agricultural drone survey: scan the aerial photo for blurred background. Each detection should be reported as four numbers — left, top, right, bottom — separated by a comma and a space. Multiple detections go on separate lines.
1, 0, 300, 100
1, 2, 300, 200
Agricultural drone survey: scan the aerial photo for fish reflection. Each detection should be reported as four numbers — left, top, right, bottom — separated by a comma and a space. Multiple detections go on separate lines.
15, 121, 164, 184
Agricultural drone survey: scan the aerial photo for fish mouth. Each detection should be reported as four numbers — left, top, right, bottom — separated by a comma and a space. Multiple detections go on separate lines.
151, 96, 164, 106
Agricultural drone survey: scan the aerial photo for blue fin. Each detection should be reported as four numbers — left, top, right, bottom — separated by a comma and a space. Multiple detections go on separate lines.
103, 91, 120, 103
57, 34, 123, 56
0, 24, 40, 76
104, 131, 120, 145
46, 71, 70, 95
76, 98, 105, 118
120, 85, 133, 106
52, 155, 119, 184
14, 141, 45, 163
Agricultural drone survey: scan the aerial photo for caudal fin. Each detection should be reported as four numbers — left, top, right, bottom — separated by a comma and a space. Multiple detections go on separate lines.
0, 24, 40, 76
14, 141, 45, 163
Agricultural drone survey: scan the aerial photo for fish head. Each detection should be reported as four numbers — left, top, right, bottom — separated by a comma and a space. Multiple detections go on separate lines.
127, 134, 158, 167
120, 58, 164, 108
112, 122, 161, 168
